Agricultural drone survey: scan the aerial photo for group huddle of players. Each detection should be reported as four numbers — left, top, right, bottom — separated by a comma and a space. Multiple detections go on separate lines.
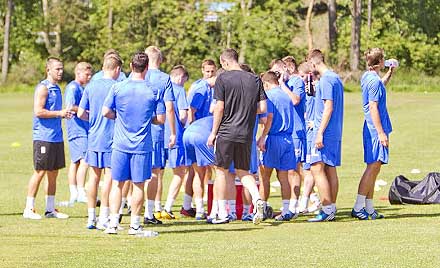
23, 45, 394, 236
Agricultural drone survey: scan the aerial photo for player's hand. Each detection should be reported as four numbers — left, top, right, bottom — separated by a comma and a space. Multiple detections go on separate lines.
168, 134, 176, 148
315, 132, 324, 149
378, 132, 389, 147
207, 133, 216, 147
257, 136, 266, 152
60, 109, 74, 119
307, 120, 314, 129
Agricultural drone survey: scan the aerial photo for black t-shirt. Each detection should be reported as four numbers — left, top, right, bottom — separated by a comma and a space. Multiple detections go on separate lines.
214, 70, 267, 143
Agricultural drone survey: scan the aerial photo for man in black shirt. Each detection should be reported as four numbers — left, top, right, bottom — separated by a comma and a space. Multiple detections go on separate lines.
207, 48, 267, 224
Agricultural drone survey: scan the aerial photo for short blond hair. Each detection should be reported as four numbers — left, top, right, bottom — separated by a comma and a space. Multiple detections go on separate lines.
75, 62, 92, 74
103, 55, 122, 71
145, 46, 163, 63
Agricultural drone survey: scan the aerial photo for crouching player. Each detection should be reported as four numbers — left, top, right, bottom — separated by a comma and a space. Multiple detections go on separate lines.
352, 48, 395, 220
257, 71, 297, 221
103, 52, 166, 235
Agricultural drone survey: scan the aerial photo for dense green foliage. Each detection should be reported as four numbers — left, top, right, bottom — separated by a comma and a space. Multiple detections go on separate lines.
0, 0, 438, 86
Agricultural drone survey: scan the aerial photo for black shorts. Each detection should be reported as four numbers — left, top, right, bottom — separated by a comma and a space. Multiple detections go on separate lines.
33, 141, 65, 171
214, 136, 251, 171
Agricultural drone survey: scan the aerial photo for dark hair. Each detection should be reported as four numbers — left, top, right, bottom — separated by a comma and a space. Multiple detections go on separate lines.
269, 59, 285, 70
240, 63, 255, 74
170, 65, 189, 80
220, 48, 239, 62
131, 52, 149, 73
307, 49, 325, 64
202, 59, 217, 69
364, 48, 384, 68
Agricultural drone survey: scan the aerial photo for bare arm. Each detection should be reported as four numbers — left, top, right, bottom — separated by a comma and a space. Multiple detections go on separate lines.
315, 99, 333, 149
369, 101, 388, 147
179, 109, 188, 125
207, 100, 224, 146
279, 80, 300, 105
257, 113, 273, 152
188, 107, 197, 124
381, 67, 395, 86
165, 101, 176, 148
102, 106, 115, 120
34, 85, 67, 118
153, 114, 166, 125
256, 99, 267, 114
77, 107, 89, 121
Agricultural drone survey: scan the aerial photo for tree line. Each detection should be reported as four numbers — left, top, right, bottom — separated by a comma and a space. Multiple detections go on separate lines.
0, 0, 438, 85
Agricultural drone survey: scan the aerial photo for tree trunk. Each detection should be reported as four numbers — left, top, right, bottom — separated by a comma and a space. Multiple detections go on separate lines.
306, 0, 315, 51
41, 0, 62, 57
350, 0, 361, 71
1, 0, 13, 84
367, 0, 372, 31
328, 0, 337, 52
238, 0, 252, 64
108, 0, 113, 42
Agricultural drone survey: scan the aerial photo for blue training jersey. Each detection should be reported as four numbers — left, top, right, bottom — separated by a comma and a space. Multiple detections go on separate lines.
286, 76, 306, 139
64, 80, 89, 141
144, 69, 175, 143
187, 79, 213, 120
184, 116, 213, 143
91, 70, 127, 82
103, 79, 165, 154
32, 79, 63, 142
266, 86, 295, 136
164, 83, 189, 149
313, 70, 344, 141
361, 71, 392, 136
79, 78, 116, 152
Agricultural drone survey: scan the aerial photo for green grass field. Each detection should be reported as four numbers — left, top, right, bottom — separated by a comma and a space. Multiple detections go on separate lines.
1, 92, 440, 268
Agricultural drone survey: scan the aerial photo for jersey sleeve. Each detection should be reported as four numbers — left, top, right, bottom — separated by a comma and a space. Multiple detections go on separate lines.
188, 85, 205, 110
266, 98, 274, 114
320, 77, 334, 101
368, 78, 382, 102
214, 76, 226, 102
102, 84, 116, 110
292, 78, 305, 99
163, 77, 175, 102
155, 87, 166, 115
64, 84, 76, 107
256, 77, 267, 101
78, 86, 90, 110
177, 87, 189, 110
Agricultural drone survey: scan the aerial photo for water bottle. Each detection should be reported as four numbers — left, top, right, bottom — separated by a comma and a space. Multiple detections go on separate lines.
135, 230, 159, 237
384, 59, 399, 68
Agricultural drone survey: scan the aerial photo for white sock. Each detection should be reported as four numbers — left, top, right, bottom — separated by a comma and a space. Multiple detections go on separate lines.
109, 213, 119, 228
144, 200, 154, 219
183, 194, 192, 210
126, 196, 132, 208
25, 196, 35, 210
282, 200, 290, 215
299, 196, 309, 210
130, 215, 141, 229
322, 204, 333, 215
310, 193, 320, 204
354, 194, 366, 211
119, 198, 127, 215
69, 185, 78, 202
77, 186, 86, 197
195, 198, 204, 214
99, 206, 110, 222
210, 200, 219, 218
164, 198, 175, 212
154, 201, 162, 212
243, 204, 250, 215
218, 200, 228, 219
365, 199, 374, 214
242, 182, 261, 205
45, 195, 55, 212
288, 199, 298, 213
331, 203, 337, 213
87, 207, 96, 223
228, 200, 236, 214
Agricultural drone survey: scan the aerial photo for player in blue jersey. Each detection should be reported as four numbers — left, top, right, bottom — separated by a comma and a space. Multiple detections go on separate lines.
78, 55, 122, 229
257, 71, 297, 221
64, 62, 92, 205
102, 52, 166, 235
23, 57, 72, 220
143, 46, 176, 224
352, 48, 395, 220
307, 49, 344, 222
270, 58, 306, 215
91, 49, 126, 82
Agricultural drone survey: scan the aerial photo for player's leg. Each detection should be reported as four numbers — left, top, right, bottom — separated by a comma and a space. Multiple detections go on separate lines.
76, 159, 89, 203
97, 167, 112, 228
192, 164, 207, 219
24, 170, 46, 219
309, 161, 334, 222
45, 170, 68, 219
163, 166, 187, 219
67, 161, 79, 204
226, 170, 237, 220
87, 166, 102, 228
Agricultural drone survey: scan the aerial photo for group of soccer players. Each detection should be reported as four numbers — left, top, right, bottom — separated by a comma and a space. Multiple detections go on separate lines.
23, 45, 395, 236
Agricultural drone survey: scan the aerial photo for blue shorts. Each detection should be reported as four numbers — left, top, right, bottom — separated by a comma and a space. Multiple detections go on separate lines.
152, 141, 165, 169
165, 147, 186, 169
229, 142, 259, 174
183, 134, 214, 167
293, 138, 306, 163
262, 135, 297, 171
309, 138, 341, 167
363, 132, 389, 164
111, 150, 152, 183
68, 137, 87, 163
86, 150, 111, 168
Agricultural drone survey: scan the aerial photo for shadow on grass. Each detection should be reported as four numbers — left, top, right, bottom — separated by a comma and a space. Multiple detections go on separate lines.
158, 226, 259, 234
0, 212, 23, 216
